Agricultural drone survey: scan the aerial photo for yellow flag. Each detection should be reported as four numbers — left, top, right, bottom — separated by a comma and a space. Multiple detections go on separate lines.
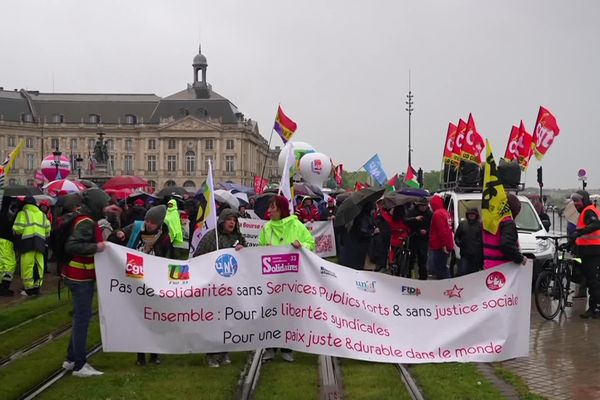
482, 140, 512, 234
0, 140, 24, 187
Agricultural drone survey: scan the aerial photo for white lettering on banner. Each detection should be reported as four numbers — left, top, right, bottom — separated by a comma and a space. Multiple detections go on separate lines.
96, 244, 532, 364
239, 218, 336, 258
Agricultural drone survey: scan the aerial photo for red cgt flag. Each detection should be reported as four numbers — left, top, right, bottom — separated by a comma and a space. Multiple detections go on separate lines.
532, 106, 560, 161
504, 125, 520, 161
460, 114, 485, 164
334, 163, 344, 186
443, 122, 458, 166
452, 119, 467, 165
253, 175, 268, 195
517, 120, 534, 171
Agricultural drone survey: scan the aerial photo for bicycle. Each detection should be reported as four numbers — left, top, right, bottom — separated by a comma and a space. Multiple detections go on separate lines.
389, 235, 412, 278
534, 235, 580, 320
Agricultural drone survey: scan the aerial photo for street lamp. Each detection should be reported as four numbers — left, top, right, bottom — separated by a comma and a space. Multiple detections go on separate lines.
52, 147, 62, 180
76, 154, 84, 179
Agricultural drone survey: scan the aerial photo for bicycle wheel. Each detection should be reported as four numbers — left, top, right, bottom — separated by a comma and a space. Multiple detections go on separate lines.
534, 270, 563, 320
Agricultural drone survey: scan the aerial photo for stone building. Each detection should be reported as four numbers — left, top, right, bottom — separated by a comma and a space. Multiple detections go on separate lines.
0, 46, 280, 192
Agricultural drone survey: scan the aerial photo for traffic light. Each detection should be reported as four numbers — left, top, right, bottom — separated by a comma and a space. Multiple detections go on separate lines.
537, 167, 543, 188
417, 168, 424, 188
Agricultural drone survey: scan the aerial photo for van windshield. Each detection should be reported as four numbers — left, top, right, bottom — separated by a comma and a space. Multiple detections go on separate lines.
457, 199, 542, 232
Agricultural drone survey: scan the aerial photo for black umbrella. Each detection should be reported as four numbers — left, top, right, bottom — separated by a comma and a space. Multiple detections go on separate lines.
334, 187, 386, 227
3, 185, 43, 197
79, 179, 98, 189
156, 186, 189, 199
380, 191, 423, 210
253, 192, 276, 219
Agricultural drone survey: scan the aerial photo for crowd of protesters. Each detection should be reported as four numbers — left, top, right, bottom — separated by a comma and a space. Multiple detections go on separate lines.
3, 181, 598, 376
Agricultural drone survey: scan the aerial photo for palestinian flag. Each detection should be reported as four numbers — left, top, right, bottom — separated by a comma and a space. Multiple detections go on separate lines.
386, 174, 398, 191
404, 166, 419, 188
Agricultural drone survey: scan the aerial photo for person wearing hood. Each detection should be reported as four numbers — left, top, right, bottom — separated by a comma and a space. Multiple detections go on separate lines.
295, 196, 321, 223
165, 199, 188, 259
483, 193, 525, 270
427, 195, 454, 279
114, 205, 173, 365
12, 197, 51, 296
194, 208, 246, 367
405, 197, 433, 280
570, 190, 600, 319
455, 208, 483, 276
259, 195, 315, 363
62, 188, 110, 377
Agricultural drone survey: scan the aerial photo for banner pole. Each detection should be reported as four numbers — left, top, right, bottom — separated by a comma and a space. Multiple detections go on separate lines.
259, 104, 281, 187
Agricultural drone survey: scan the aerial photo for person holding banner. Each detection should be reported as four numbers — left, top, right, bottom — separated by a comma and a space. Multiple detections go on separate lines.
428, 195, 454, 279
483, 194, 526, 269
115, 205, 174, 365
194, 208, 247, 367
259, 195, 315, 362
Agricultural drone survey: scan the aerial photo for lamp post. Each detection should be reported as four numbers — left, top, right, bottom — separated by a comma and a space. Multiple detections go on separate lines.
52, 147, 62, 181
76, 154, 84, 179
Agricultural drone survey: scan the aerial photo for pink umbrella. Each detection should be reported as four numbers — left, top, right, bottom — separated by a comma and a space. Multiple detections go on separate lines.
43, 179, 86, 197
40, 154, 71, 181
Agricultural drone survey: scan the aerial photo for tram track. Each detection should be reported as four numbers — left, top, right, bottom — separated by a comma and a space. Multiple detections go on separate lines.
395, 363, 425, 400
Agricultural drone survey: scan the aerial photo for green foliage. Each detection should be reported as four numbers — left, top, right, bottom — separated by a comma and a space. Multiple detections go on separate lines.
341, 359, 411, 399
493, 364, 547, 400
342, 171, 370, 190
422, 170, 442, 192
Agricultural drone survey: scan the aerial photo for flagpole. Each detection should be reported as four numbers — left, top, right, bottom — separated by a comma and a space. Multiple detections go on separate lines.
208, 159, 219, 251
259, 104, 281, 188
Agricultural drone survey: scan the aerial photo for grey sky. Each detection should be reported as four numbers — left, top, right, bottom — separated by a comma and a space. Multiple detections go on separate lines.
1, 0, 598, 189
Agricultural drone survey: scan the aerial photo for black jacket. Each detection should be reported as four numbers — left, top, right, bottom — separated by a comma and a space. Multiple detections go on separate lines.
405, 206, 432, 244
455, 219, 483, 257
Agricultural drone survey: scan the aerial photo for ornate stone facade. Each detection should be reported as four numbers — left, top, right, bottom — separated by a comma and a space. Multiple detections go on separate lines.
0, 46, 281, 191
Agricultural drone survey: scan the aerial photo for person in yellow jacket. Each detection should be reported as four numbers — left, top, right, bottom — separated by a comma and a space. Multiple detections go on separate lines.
12, 197, 51, 296
259, 195, 315, 363
164, 198, 188, 259
0, 201, 18, 296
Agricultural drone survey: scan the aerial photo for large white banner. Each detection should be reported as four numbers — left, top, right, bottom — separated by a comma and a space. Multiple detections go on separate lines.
96, 244, 531, 364
239, 218, 337, 258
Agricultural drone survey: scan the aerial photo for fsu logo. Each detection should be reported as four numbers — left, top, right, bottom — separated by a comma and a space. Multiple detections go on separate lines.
486, 271, 506, 291
311, 159, 323, 174
126, 253, 144, 279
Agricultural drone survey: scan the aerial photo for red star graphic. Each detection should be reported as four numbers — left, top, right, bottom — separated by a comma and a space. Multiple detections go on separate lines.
444, 284, 463, 299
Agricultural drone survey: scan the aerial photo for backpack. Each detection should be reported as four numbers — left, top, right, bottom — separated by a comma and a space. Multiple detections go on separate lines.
50, 212, 89, 275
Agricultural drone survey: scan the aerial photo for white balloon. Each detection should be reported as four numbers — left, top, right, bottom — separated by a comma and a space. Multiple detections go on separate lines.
299, 152, 332, 187
278, 142, 315, 173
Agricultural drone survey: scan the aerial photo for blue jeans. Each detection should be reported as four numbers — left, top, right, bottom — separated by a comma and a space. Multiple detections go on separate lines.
64, 278, 95, 370
428, 250, 450, 279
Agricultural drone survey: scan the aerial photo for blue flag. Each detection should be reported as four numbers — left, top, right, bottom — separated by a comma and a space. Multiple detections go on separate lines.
363, 154, 388, 185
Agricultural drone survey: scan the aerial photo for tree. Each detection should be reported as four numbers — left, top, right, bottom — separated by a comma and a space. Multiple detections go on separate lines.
422, 170, 441, 193
342, 171, 370, 189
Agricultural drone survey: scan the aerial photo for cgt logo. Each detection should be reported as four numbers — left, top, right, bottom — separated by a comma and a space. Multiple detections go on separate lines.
401, 285, 421, 296
486, 271, 506, 291
168, 264, 190, 281
311, 159, 323, 174
215, 254, 238, 278
262, 253, 299, 275
356, 280, 376, 293
126, 253, 144, 279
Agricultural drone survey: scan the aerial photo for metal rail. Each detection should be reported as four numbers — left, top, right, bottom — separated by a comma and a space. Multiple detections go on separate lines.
395, 364, 425, 400
319, 355, 344, 400
236, 349, 264, 400
0, 323, 72, 368
19, 344, 103, 400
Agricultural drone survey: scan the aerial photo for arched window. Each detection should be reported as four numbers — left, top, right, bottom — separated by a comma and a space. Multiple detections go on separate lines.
179, 108, 189, 117
185, 151, 196, 172
164, 180, 177, 187
196, 108, 208, 117
124, 114, 137, 125
183, 180, 196, 190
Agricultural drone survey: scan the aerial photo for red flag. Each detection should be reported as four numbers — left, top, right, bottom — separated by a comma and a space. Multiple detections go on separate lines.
334, 163, 344, 186
354, 182, 370, 191
253, 175, 268, 195
443, 122, 458, 165
452, 119, 467, 165
504, 125, 520, 161
386, 174, 399, 191
517, 120, 534, 171
460, 114, 485, 164
532, 106, 560, 161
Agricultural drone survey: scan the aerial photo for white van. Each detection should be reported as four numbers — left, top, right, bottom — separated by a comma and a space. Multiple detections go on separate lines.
439, 191, 554, 277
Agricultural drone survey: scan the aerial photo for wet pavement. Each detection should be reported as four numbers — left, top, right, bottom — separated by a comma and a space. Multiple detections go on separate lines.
502, 296, 600, 400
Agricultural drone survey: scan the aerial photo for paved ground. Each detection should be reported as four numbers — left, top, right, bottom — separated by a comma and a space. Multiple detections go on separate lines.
503, 297, 600, 400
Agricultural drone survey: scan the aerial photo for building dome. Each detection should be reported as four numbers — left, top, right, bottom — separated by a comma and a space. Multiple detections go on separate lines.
193, 45, 207, 66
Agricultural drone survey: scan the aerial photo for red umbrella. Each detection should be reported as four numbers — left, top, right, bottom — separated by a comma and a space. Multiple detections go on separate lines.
43, 179, 86, 197
103, 176, 148, 190
105, 188, 135, 200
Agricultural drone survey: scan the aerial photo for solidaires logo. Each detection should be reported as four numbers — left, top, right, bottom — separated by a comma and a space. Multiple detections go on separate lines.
215, 254, 238, 278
